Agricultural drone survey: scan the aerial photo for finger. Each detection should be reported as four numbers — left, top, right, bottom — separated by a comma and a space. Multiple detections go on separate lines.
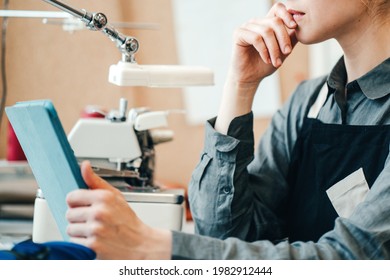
268, 17, 294, 54
66, 189, 94, 207
67, 223, 86, 238
67, 222, 94, 238
81, 161, 118, 192
262, 31, 282, 68
67, 188, 113, 208
235, 27, 271, 64
267, 2, 297, 29
242, 22, 283, 67
66, 206, 90, 222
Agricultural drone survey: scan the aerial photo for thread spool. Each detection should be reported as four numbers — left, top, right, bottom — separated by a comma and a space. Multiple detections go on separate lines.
6, 120, 26, 161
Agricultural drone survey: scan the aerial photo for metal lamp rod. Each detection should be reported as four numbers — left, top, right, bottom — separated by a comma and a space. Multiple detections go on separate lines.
42, 0, 139, 62
42, 0, 91, 22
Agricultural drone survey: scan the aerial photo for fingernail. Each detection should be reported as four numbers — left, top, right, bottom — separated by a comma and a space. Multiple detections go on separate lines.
276, 58, 282, 67
284, 45, 291, 54
290, 21, 297, 27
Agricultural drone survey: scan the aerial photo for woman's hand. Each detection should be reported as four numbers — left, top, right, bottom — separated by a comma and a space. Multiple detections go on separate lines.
66, 161, 172, 260
229, 2, 298, 87
215, 2, 298, 134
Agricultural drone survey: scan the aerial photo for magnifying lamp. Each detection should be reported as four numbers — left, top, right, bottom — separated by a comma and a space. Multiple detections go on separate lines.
39, 0, 214, 87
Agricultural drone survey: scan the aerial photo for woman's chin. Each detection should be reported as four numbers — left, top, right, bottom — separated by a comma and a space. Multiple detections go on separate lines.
294, 30, 329, 45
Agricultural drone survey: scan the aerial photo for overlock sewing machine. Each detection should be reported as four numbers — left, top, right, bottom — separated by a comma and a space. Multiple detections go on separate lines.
33, 98, 185, 242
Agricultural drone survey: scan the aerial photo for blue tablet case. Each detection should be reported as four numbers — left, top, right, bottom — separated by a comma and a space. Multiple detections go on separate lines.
5, 100, 88, 241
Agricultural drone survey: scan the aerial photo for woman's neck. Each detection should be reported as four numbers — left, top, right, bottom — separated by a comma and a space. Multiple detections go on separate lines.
338, 19, 390, 83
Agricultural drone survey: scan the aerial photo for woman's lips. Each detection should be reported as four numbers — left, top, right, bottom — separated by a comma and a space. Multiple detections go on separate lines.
288, 9, 305, 21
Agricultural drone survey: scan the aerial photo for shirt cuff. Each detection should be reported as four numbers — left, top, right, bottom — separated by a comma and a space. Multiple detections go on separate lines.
171, 230, 223, 260
208, 111, 254, 140
204, 112, 254, 161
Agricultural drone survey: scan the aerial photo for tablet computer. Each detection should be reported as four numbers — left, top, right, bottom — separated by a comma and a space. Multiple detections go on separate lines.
5, 100, 87, 241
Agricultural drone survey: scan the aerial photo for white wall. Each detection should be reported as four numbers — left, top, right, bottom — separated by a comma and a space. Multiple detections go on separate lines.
309, 39, 343, 78
172, 0, 281, 124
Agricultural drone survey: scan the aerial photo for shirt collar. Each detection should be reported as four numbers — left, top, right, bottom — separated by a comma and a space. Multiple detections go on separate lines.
328, 56, 390, 100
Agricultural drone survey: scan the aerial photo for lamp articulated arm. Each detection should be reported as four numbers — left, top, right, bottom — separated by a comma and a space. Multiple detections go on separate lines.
42, 0, 139, 62
42, 0, 214, 87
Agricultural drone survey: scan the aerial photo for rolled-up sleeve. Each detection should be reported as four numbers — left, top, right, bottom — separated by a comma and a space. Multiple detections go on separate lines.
188, 105, 294, 241
188, 113, 254, 238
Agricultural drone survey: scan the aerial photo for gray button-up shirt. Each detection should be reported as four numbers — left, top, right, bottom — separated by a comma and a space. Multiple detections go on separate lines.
172, 57, 390, 259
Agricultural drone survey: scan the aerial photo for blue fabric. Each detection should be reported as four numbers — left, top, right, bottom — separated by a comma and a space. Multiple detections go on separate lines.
0, 239, 96, 260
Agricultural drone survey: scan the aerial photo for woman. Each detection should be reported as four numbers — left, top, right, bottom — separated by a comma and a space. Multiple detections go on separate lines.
66, 0, 390, 259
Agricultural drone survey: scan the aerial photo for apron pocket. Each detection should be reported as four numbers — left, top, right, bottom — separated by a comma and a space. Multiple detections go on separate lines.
326, 167, 369, 218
